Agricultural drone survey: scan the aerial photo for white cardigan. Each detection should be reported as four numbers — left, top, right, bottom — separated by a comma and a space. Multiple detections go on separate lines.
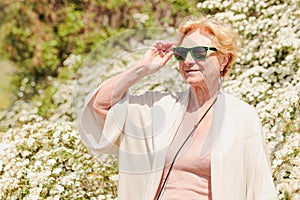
80, 85, 278, 200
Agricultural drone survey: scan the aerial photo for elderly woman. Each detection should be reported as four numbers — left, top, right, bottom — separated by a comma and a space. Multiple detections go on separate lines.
80, 16, 278, 200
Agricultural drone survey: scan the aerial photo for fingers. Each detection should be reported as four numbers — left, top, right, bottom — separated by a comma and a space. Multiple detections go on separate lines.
140, 41, 176, 72
154, 41, 176, 51
153, 41, 176, 57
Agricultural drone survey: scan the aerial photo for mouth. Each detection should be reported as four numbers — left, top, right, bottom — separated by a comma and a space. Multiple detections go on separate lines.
185, 69, 202, 73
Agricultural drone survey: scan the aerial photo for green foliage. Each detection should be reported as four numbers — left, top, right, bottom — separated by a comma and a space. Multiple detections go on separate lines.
0, 0, 199, 99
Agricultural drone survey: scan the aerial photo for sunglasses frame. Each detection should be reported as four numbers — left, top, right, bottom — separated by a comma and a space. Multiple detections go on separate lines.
173, 46, 218, 61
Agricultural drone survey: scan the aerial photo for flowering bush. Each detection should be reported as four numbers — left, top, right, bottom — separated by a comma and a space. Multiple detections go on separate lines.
0, 115, 118, 199
0, 0, 299, 199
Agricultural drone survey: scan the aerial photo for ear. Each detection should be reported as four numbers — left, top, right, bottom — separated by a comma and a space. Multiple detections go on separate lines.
220, 54, 229, 72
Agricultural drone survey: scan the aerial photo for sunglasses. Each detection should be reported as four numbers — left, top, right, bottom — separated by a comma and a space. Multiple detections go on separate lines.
173, 46, 217, 61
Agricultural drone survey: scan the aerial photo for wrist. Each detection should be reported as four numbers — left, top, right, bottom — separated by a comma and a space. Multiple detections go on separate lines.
132, 62, 153, 76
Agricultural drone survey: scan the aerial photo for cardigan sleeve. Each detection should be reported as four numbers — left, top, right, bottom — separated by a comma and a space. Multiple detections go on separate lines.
79, 83, 176, 157
245, 112, 278, 200
79, 83, 122, 156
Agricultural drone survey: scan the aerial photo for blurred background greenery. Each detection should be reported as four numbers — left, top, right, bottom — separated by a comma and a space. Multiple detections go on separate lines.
0, 0, 200, 110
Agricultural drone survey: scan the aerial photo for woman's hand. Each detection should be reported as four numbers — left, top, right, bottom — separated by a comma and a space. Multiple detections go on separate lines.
92, 42, 175, 118
139, 41, 176, 74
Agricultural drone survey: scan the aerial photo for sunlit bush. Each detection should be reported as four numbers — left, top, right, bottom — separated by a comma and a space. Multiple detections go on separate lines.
0, 115, 118, 199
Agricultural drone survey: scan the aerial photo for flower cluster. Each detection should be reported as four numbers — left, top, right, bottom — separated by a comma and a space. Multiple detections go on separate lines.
0, 100, 38, 130
0, 116, 118, 199
133, 13, 150, 27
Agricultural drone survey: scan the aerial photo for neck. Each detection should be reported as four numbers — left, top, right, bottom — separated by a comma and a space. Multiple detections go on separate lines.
188, 85, 219, 112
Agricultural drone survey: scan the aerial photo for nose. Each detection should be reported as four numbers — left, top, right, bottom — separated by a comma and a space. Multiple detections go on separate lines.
184, 52, 196, 67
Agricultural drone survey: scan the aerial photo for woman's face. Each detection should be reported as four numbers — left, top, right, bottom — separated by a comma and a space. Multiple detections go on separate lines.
178, 29, 225, 97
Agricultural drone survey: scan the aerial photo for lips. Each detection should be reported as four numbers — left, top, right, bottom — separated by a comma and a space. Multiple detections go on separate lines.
185, 69, 201, 73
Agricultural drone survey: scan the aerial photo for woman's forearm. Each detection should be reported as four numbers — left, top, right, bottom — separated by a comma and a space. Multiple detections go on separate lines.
92, 63, 150, 117
91, 42, 175, 118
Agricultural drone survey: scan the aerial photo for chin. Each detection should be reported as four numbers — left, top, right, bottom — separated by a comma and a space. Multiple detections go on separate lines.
186, 80, 202, 87
185, 77, 205, 86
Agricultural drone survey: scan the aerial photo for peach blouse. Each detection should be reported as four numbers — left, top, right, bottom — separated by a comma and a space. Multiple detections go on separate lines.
157, 111, 213, 200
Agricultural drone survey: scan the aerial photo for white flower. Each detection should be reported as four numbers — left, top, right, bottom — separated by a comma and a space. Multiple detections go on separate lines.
109, 174, 118, 181
53, 195, 60, 200
24, 187, 42, 200
52, 167, 62, 175
97, 195, 106, 200
54, 184, 65, 194
53, 137, 60, 144
62, 133, 69, 141
133, 13, 149, 24
34, 160, 42, 169
0, 160, 3, 171
47, 159, 56, 166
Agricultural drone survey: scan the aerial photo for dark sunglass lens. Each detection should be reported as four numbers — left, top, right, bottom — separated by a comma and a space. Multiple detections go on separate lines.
192, 47, 207, 60
174, 48, 187, 60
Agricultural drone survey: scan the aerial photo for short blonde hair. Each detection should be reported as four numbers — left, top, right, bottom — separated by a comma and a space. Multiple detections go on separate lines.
177, 16, 238, 76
